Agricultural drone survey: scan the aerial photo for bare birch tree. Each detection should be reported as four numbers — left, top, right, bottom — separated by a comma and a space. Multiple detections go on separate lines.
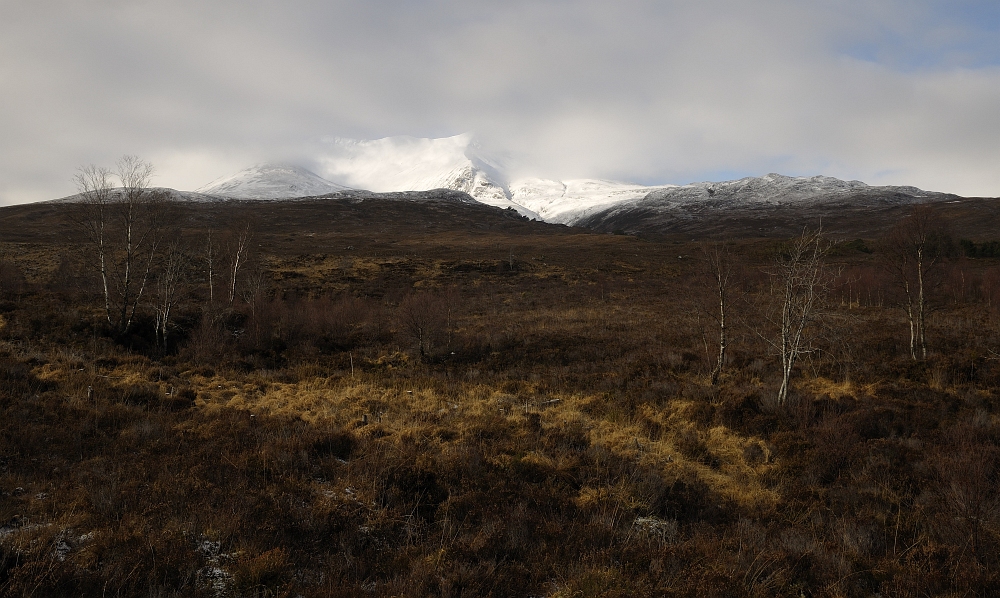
73, 156, 164, 337
205, 228, 218, 305
153, 241, 186, 350
880, 206, 941, 360
240, 261, 270, 311
700, 242, 735, 385
226, 218, 255, 306
760, 227, 835, 406
73, 165, 115, 322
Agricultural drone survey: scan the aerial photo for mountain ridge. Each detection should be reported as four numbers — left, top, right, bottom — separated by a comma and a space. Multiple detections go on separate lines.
180, 135, 966, 229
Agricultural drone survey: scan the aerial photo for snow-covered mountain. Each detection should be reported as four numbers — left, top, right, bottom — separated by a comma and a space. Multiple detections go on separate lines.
574, 173, 957, 236
190, 136, 952, 226
509, 178, 677, 224
196, 164, 350, 199
638, 173, 939, 206
312, 134, 688, 222
315, 134, 530, 215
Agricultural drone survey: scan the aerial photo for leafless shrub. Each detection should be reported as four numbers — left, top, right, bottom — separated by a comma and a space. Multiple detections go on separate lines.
397, 289, 458, 359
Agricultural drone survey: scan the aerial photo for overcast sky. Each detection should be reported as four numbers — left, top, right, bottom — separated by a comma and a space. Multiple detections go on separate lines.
2, 0, 1000, 204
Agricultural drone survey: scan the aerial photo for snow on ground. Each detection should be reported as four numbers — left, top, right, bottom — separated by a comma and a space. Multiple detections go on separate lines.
509, 177, 677, 224
196, 164, 350, 199
637, 173, 940, 207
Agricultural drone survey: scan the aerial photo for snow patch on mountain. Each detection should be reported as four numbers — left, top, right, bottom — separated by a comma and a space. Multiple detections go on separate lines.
510, 178, 678, 224
313, 134, 695, 221
196, 164, 350, 199
315, 134, 535, 217
573, 172, 956, 233
744, 173, 872, 198
639, 173, 930, 205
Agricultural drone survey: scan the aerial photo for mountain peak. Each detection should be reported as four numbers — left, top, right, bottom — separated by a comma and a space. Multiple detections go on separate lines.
195, 163, 350, 199
315, 134, 531, 215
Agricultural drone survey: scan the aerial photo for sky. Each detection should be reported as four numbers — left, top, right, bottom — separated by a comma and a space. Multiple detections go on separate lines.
2, 0, 1000, 204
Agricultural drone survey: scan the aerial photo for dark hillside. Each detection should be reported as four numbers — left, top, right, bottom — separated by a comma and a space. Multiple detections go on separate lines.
578, 194, 1000, 239
0, 192, 551, 243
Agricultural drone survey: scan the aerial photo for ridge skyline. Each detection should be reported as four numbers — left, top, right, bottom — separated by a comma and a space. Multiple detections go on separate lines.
192, 134, 957, 226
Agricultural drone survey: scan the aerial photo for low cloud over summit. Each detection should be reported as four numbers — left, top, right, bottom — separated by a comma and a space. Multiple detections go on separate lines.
3, 1, 1000, 204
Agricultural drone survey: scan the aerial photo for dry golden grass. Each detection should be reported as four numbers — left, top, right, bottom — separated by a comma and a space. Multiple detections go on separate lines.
796, 376, 859, 400
172, 362, 783, 519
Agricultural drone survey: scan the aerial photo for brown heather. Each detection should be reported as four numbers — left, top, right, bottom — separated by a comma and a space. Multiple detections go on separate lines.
0, 197, 997, 596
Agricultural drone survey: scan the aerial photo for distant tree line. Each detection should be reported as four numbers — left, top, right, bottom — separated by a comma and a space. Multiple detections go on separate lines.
959, 239, 1000, 258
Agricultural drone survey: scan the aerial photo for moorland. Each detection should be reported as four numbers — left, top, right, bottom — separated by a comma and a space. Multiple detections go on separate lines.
0, 190, 999, 597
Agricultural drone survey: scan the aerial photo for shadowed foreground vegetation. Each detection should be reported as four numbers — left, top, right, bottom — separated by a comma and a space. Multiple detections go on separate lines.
0, 198, 999, 596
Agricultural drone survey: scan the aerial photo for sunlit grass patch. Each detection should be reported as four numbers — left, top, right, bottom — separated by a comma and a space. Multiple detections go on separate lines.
797, 376, 859, 400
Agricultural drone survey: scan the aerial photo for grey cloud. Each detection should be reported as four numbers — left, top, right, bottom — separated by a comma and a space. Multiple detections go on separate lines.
1, 0, 999, 204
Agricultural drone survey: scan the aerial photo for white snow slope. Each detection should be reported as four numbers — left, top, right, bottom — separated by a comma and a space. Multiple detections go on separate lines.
313, 134, 684, 222
638, 173, 937, 206
509, 178, 676, 224
196, 164, 350, 199
316, 134, 533, 215
191, 135, 945, 223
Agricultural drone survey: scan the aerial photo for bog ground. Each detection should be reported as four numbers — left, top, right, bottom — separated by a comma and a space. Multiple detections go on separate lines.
0, 196, 998, 597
